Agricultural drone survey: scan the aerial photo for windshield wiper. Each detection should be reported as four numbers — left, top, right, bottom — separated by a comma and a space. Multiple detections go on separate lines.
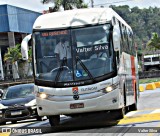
54, 57, 68, 85
76, 56, 95, 82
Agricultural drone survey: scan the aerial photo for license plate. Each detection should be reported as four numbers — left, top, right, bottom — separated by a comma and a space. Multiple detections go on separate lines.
70, 103, 84, 109
11, 111, 22, 116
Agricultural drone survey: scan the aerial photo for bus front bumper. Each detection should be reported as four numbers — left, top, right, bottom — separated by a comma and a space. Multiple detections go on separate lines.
36, 89, 122, 116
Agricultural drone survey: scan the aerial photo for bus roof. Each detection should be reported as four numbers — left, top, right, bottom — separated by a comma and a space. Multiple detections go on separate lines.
33, 8, 132, 30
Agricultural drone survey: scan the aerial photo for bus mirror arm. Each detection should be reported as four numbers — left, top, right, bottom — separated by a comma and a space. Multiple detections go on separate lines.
113, 25, 120, 51
21, 34, 32, 60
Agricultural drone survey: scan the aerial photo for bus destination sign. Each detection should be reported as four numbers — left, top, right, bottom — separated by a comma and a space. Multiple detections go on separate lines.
41, 30, 68, 37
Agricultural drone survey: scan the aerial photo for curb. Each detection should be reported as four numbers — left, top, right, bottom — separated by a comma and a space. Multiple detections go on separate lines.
139, 81, 160, 92
146, 83, 156, 90
139, 85, 145, 92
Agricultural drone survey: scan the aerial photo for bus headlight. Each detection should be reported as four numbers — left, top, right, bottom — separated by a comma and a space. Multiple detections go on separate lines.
39, 93, 48, 99
102, 83, 119, 93
106, 86, 113, 92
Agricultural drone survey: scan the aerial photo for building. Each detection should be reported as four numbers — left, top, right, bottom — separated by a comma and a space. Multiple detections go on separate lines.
0, 4, 41, 80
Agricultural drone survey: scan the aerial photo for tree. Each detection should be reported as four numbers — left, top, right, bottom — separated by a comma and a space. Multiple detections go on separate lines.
42, 0, 87, 12
4, 44, 22, 79
147, 32, 160, 50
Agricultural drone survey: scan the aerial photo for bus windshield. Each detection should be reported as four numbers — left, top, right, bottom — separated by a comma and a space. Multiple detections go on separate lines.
34, 24, 114, 84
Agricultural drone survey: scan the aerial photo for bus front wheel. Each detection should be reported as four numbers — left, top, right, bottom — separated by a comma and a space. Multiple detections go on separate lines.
48, 115, 60, 127
116, 87, 126, 119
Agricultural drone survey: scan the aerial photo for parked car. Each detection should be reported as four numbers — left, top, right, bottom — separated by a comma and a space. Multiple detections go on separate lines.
0, 83, 42, 125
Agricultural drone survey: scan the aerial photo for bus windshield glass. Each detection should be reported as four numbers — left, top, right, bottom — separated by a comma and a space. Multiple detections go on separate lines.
34, 24, 114, 83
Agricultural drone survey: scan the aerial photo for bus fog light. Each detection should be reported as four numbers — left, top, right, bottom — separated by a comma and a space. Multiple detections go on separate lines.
112, 98, 117, 103
39, 93, 47, 99
106, 86, 113, 92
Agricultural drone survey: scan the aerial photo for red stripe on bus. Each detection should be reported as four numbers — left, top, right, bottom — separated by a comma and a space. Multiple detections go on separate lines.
131, 56, 136, 100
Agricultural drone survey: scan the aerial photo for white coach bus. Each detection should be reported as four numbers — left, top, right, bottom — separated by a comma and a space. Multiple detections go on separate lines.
22, 8, 139, 126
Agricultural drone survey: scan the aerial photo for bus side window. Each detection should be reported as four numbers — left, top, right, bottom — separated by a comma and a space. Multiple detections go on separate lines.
127, 29, 134, 56
144, 58, 151, 62
118, 21, 124, 53
152, 57, 159, 62
124, 26, 130, 53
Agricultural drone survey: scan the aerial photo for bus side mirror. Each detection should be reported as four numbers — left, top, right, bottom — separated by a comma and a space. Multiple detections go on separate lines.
113, 25, 120, 51
21, 34, 32, 60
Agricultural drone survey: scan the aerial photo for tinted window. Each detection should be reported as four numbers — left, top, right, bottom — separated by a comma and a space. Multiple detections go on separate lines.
144, 58, 151, 62
3, 85, 34, 99
152, 57, 159, 61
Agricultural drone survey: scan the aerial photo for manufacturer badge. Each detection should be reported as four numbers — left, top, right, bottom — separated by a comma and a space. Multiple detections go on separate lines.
72, 87, 78, 95
72, 87, 79, 100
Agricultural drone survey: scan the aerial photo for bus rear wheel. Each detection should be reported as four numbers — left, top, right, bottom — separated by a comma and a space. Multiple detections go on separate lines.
48, 115, 60, 127
129, 101, 137, 111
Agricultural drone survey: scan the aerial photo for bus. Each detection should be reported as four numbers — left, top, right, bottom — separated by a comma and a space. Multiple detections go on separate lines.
143, 54, 160, 71
22, 8, 139, 126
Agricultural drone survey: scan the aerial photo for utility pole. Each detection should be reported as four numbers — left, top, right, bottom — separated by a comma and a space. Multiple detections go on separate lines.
91, 0, 94, 8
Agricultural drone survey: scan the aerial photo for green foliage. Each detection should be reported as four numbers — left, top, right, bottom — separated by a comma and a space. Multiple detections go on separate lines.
147, 32, 160, 50
28, 48, 32, 63
4, 44, 22, 64
139, 77, 160, 84
42, 0, 87, 11
110, 5, 160, 54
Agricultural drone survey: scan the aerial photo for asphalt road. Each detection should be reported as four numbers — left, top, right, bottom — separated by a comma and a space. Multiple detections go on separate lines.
1, 87, 160, 136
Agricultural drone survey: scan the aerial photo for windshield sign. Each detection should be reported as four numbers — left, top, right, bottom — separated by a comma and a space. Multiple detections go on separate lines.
41, 30, 68, 37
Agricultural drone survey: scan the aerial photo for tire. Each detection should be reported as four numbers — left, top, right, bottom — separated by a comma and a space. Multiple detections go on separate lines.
36, 116, 43, 121
48, 115, 60, 127
11, 121, 17, 124
116, 107, 126, 119
0, 122, 6, 125
129, 103, 137, 111
116, 86, 126, 119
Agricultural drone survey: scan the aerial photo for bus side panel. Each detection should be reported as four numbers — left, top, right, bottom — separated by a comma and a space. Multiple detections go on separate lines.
118, 52, 136, 106
135, 54, 140, 98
